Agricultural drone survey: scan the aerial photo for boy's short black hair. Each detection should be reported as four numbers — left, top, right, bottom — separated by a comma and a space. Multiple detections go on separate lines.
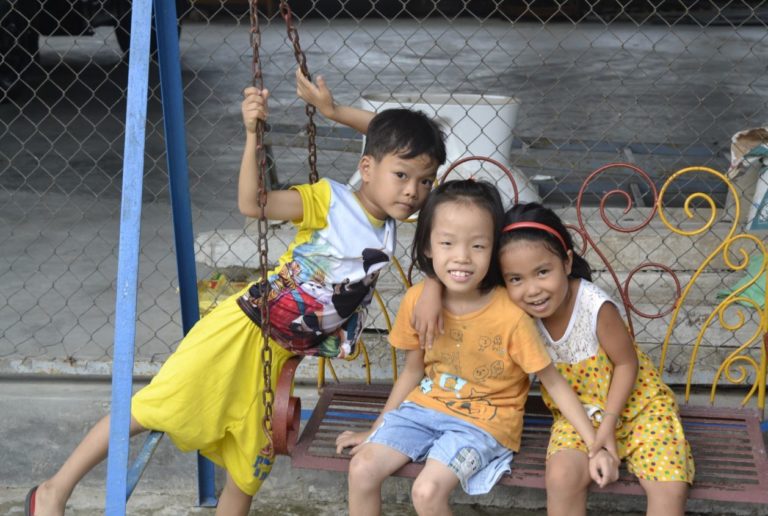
362, 108, 447, 167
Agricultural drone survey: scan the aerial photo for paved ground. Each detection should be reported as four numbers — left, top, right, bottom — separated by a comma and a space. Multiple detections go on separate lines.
4, 378, 765, 515
0, 488, 564, 516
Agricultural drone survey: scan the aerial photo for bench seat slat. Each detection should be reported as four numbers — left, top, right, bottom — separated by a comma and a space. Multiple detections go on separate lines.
292, 384, 768, 504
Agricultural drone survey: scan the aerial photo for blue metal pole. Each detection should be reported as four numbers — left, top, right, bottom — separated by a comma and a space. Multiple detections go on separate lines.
153, 0, 217, 506
126, 431, 164, 499
104, 0, 153, 513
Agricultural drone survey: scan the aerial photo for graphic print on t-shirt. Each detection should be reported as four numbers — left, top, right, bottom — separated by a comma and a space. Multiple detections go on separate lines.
419, 330, 509, 423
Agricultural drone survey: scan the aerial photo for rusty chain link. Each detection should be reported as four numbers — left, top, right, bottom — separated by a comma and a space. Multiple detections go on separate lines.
249, 0, 275, 457
248, 0, 319, 458
279, 0, 318, 184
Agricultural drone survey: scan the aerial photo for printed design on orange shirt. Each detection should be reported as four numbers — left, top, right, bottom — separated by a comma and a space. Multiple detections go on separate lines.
472, 360, 504, 384
419, 376, 434, 393
449, 328, 463, 343
438, 372, 468, 397
438, 351, 461, 375
445, 388, 498, 421
478, 334, 503, 355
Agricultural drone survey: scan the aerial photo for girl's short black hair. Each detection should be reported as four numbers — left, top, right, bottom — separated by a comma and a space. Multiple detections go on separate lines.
500, 202, 592, 281
363, 108, 447, 167
411, 179, 505, 292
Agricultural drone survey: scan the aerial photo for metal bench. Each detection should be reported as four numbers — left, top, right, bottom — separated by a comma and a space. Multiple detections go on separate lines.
288, 384, 768, 503
271, 162, 768, 506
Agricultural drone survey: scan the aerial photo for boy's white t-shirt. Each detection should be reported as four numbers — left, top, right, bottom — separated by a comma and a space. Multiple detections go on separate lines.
237, 178, 395, 358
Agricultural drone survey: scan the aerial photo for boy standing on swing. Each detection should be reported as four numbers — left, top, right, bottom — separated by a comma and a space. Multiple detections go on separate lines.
26, 82, 445, 515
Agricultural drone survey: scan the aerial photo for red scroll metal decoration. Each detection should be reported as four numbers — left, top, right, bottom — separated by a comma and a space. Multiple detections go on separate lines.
575, 162, 682, 339
440, 155, 520, 206
406, 154, 521, 284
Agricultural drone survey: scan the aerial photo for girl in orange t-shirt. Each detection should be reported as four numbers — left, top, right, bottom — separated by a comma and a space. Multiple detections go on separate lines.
336, 180, 615, 516
415, 202, 693, 516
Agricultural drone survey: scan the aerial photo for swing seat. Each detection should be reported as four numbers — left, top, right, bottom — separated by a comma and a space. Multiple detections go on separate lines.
273, 355, 304, 455
285, 383, 768, 504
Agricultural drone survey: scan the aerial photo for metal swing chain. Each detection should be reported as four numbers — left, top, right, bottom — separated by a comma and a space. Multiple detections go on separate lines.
248, 0, 275, 457
248, 0, 318, 457
279, 0, 318, 184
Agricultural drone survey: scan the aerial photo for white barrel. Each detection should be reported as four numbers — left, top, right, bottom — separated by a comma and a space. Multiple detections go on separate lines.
359, 93, 539, 206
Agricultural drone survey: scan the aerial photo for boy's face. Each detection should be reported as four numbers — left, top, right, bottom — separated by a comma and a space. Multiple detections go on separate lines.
355, 152, 437, 221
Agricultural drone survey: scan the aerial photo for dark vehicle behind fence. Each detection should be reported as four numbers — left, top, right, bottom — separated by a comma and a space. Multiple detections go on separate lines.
0, 0, 188, 98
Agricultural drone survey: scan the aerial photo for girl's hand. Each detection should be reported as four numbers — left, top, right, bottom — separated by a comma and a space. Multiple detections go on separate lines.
242, 87, 269, 134
296, 69, 336, 119
335, 429, 372, 455
588, 448, 620, 488
411, 277, 444, 349
589, 420, 619, 463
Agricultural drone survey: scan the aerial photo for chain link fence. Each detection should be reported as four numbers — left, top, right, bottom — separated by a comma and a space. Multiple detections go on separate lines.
1, 1, 767, 393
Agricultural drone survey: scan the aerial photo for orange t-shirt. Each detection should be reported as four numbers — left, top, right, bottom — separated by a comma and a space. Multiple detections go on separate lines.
389, 283, 552, 451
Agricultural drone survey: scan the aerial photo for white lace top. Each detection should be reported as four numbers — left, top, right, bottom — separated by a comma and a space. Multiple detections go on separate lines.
535, 279, 623, 364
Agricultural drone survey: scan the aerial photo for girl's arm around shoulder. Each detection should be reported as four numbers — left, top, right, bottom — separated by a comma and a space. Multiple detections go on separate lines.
389, 282, 435, 350
335, 348, 425, 454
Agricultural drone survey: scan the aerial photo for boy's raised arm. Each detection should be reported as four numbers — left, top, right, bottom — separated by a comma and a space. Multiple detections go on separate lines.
239, 87, 304, 221
296, 69, 375, 134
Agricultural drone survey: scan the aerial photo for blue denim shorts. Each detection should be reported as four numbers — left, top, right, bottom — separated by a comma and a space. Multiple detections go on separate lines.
366, 401, 514, 495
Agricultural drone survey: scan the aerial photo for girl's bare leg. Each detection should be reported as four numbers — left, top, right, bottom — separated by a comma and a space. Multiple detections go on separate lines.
410, 459, 460, 516
348, 443, 411, 516
546, 449, 591, 516
33, 414, 146, 516
640, 479, 688, 516
215, 473, 253, 516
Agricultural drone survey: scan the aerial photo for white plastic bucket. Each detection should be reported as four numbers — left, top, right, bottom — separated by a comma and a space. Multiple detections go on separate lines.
358, 93, 539, 206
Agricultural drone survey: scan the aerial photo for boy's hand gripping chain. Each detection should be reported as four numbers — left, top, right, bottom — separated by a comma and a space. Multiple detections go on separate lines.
249, 0, 318, 457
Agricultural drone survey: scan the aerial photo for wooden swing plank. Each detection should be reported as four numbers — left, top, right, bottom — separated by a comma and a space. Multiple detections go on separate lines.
290, 384, 768, 504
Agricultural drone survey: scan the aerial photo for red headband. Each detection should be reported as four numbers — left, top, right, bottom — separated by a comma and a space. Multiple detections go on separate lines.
502, 222, 568, 251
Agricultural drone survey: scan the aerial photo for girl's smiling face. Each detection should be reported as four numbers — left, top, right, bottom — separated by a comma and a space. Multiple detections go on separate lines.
499, 239, 573, 320
426, 201, 494, 302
